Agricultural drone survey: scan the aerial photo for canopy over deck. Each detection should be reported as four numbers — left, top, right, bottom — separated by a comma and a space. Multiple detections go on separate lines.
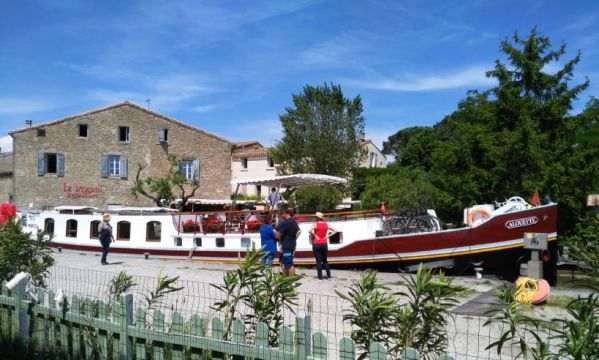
231, 174, 347, 188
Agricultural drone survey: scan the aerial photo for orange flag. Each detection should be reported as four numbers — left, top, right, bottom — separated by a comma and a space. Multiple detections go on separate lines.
531, 191, 539, 206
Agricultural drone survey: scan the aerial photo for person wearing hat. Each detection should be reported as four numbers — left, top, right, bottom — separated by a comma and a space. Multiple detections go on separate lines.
309, 212, 337, 280
98, 213, 114, 265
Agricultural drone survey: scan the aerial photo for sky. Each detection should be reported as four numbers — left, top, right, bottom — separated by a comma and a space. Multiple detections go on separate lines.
1, 0, 598, 153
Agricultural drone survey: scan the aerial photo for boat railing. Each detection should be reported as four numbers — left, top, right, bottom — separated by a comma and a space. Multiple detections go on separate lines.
170, 208, 384, 235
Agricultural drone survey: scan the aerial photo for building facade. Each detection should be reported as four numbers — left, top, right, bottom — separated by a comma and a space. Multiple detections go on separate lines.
231, 141, 276, 197
0, 153, 13, 203
10, 102, 232, 210
359, 139, 388, 168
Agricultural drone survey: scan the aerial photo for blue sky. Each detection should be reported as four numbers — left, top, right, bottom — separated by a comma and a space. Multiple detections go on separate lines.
1, 0, 598, 152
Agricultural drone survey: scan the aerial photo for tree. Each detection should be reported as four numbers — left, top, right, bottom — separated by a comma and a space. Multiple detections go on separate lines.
131, 155, 200, 209
372, 28, 596, 232
0, 220, 54, 287
269, 83, 366, 178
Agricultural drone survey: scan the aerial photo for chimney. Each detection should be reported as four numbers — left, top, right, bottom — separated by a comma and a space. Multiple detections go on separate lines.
25, 120, 32, 127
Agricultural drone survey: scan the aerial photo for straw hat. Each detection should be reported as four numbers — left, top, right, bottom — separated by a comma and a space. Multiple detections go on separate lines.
102, 213, 111, 221
315, 212, 324, 220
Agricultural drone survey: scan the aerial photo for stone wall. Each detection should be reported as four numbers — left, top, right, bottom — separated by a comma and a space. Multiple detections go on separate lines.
11, 103, 232, 210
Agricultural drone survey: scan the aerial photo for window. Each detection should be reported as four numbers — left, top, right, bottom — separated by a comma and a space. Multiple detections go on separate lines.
181, 160, 194, 181
159, 128, 169, 143
78, 124, 88, 138
194, 237, 202, 247
118, 126, 130, 142
102, 155, 128, 178
268, 157, 275, 168
179, 159, 199, 181
90, 220, 101, 238
241, 158, 248, 169
369, 153, 377, 168
329, 232, 343, 244
241, 237, 251, 248
174, 237, 182, 247
66, 219, 78, 238
37, 129, 46, 137
37, 152, 64, 177
146, 221, 161, 242
117, 221, 131, 240
46, 153, 57, 173
109, 155, 120, 176
257, 185, 262, 197
216, 237, 225, 248
44, 218, 54, 236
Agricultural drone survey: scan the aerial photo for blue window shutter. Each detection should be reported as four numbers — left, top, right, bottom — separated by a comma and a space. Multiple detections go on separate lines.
57, 153, 65, 177
120, 156, 128, 179
158, 128, 165, 142
101, 155, 108, 178
192, 159, 200, 182
37, 152, 45, 176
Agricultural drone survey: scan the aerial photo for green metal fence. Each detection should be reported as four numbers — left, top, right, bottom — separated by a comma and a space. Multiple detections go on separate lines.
0, 279, 455, 360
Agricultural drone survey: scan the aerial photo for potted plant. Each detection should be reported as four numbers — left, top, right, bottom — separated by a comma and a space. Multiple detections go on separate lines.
181, 219, 200, 233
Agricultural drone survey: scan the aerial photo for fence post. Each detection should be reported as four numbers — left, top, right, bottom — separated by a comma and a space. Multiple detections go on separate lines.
119, 294, 133, 360
10, 275, 29, 347
294, 314, 311, 360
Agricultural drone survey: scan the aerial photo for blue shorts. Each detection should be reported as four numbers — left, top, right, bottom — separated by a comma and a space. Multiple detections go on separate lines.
280, 250, 294, 267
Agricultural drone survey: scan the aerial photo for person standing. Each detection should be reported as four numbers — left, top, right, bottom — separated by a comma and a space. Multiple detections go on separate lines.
275, 208, 300, 277
266, 188, 285, 210
259, 218, 277, 268
309, 212, 337, 279
98, 213, 114, 265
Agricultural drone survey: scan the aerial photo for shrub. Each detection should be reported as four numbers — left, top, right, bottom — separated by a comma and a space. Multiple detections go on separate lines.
0, 219, 54, 287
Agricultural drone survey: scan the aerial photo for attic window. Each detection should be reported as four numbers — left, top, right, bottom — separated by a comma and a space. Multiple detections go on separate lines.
159, 128, 169, 143
241, 158, 248, 169
118, 126, 130, 142
78, 124, 88, 138
37, 129, 46, 137
268, 157, 275, 168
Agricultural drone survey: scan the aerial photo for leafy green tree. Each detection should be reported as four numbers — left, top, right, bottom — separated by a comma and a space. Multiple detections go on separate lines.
131, 155, 200, 209
289, 185, 343, 213
0, 220, 54, 287
359, 168, 450, 216
269, 83, 366, 178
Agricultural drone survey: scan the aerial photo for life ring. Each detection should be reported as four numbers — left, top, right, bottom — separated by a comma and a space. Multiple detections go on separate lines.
466, 207, 492, 226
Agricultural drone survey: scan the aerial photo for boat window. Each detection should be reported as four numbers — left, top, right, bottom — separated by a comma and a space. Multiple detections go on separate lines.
117, 221, 131, 240
90, 220, 101, 238
66, 219, 78, 238
329, 232, 343, 245
174, 237, 182, 247
216, 237, 225, 248
146, 221, 161, 242
240, 237, 250, 248
194, 237, 202, 247
44, 218, 54, 236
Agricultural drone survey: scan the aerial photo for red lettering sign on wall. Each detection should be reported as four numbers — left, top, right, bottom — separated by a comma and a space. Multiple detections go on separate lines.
63, 183, 102, 199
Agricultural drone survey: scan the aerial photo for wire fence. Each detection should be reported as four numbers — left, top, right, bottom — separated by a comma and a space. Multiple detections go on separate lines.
45, 265, 563, 359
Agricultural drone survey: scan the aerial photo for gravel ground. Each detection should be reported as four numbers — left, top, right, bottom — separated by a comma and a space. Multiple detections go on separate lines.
46, 250, 594, 359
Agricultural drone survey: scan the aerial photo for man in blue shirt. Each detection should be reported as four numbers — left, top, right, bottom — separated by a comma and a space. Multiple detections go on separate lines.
259, 219, 277, 268
276, 208, 300, 277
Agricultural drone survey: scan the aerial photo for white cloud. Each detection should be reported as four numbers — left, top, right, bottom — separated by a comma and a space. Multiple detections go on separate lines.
223, 118, 282, 146
191, 104, 217, 113
348, 66, 495, 92
0, 136, 13, 153
0, 98, 55, 116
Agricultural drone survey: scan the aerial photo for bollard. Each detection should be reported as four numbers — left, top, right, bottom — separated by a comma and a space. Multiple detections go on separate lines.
144, 252, 149, 260
58, 246, 62, 253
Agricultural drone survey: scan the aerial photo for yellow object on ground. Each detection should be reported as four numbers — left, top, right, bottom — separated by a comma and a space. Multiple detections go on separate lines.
514, 277, 538, 305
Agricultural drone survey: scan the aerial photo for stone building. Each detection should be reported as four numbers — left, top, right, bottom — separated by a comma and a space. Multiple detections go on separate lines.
10, 102, 232, 210
0, 152, 13, 203
231, 141, 276, 197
